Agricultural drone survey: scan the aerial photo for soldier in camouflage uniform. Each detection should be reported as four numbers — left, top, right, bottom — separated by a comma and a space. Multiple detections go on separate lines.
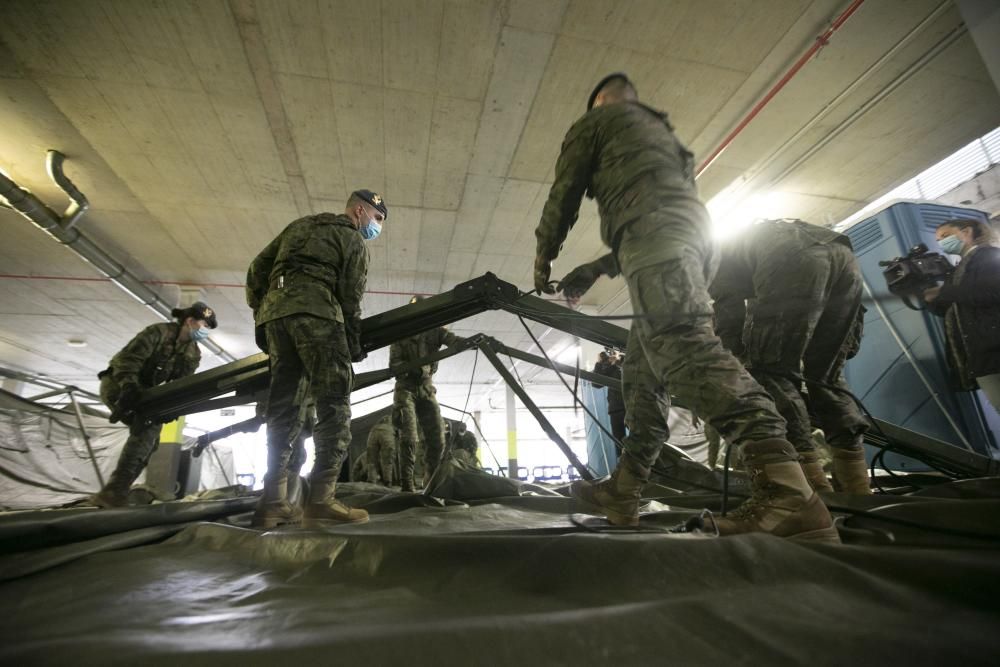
246, 189, 386, 528
91, 302, 218, 508
365, 413, 398, 485
709, 219, 870, 494
391, 296, 465, 492
535, 74, 837, 541
450, 422, 479, 467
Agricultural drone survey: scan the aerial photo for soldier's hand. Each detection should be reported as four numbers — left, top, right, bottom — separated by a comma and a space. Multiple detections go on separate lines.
534, 256, 556, 294
117, 384, 142, 413
349, 338, 367, 363
558, 260, 603, 305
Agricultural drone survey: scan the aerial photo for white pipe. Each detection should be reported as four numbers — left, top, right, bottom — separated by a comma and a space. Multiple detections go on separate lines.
0, 158, 236, 362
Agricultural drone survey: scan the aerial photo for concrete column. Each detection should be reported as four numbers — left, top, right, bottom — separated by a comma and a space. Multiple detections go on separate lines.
474, 409, 483, 465
506, 384, 517, 479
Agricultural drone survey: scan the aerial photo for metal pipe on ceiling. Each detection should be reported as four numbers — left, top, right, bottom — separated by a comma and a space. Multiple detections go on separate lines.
737, 1, 954, 195
696, 0, 868, 178
766, 21, 969, 188
0, 155, 236, 363
45, 151, 89, 230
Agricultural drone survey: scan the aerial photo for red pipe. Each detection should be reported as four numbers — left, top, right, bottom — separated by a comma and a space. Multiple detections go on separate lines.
0, 273, 435, 297
695, 0, 866, 178
0, 273, 572, 302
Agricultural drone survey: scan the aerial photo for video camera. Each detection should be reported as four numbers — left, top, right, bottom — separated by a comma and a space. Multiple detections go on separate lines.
878, 243, 953, 310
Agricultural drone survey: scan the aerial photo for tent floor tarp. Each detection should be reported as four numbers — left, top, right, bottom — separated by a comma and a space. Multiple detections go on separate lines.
1, 462, 999, 665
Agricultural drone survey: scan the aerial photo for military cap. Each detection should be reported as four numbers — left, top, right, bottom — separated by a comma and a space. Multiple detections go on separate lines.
352, 189, 388, 219
587, 72, 635, 110
190, 301, 218, 329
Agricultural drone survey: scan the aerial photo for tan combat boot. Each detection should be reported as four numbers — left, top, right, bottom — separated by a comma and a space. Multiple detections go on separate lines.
707, 439, 840, 544
570, 452, 650, 526
832, 448, 873, 495
90, 467, 137, 508
251, 473, 303, 529
91, 484, 130, 508
799, 450, 834, 493
303, 475, 369, 527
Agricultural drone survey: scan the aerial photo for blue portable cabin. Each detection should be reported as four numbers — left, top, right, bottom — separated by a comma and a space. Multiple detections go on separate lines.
841, 201, 1000, 469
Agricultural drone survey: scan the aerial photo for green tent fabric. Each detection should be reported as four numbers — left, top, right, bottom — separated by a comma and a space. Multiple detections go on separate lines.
1, 462, 998, 665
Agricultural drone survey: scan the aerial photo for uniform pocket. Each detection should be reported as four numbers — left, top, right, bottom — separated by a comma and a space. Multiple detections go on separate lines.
630, 255, 714, 324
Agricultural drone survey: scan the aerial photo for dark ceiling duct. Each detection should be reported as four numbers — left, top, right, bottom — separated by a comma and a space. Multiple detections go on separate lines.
0, 151, 236, 363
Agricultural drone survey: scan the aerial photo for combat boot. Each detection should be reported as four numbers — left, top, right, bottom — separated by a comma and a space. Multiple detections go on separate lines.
707, 439, 840, 544
251, 474, 303, 529
832, 448, 873, 495
302, 475, 368, 527
90, 465, 139, 508
90, 477, 130, 508
799, 450, 834, 493
570, 452, 650, 526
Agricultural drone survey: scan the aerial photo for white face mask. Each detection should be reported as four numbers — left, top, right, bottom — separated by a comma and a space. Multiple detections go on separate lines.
938, 234, 964, 255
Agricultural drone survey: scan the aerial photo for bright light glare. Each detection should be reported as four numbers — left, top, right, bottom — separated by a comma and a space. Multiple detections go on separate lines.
707, 188, 790, 240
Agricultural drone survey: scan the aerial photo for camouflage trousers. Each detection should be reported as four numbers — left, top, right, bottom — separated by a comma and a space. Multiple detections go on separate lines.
618, 222, 786, 469
743, 241, 868, 453
452, 448, 478, 467
367, 427, 397, 485
99, 375, 161, 488
264, 315, 353, 482
394, 381, 446, 484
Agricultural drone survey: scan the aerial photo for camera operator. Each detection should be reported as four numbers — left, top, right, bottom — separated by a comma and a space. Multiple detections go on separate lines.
923, 219, 1000, 412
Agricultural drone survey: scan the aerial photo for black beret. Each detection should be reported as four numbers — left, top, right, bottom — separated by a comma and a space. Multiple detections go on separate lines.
352, 189, 388, 219
587, 72, 634, 110
190, 301, 218, 329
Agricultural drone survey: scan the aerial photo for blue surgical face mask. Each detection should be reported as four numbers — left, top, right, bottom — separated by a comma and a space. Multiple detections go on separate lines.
360, 218, 382, 241
938, 235, 964, 255
190, 326, 211, 342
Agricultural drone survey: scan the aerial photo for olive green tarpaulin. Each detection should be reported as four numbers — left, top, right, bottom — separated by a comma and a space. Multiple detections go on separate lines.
1, 460, 999, 665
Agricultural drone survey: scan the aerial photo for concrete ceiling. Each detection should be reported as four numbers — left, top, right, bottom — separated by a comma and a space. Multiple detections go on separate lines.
1, 0, 998, 412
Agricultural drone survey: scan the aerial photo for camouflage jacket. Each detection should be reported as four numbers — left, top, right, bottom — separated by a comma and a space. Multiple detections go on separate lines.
710, 219, 853, 353
246, 213, 368, 344
390, 327, 463, 387
105, 322, 201, 389
535, 101, 709, 264
367, 415, 396, 446
453, 430, 478, 455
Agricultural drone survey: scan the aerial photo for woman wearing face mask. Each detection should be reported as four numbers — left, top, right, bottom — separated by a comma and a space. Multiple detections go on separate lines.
923, 218, 1000, 412
91, 302, 218, 507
